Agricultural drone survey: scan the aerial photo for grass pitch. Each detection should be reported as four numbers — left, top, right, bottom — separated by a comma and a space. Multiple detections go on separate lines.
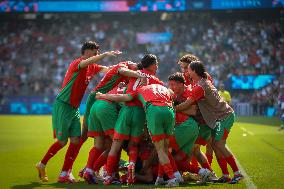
0, 115, 283, 189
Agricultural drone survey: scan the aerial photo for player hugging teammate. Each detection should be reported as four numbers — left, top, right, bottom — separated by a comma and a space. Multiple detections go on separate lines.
35, 43, 244, 187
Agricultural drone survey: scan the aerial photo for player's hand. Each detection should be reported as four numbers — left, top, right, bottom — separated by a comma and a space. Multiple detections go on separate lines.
139, 76, 148, 86
95, 92, 103, 99
105, 50, 122, 57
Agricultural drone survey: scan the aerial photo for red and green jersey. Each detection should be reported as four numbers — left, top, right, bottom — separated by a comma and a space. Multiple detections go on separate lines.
129, 84, 173, 107
174, 86, 192, 125
56, 57, 102, 108
92, 62, 128, 94
183, 72, 193, 86
125, 69, 164, 107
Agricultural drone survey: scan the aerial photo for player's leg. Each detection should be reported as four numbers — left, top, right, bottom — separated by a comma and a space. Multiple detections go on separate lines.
103, 139, 123, 185
212, 113, 243, 184
92, 101, 118, 175
147, 105, 178, 187
58, 109, 81, 183
83, 100, 107, 183
127, 106, 145, 185
36, 100, 68, 182
206, 137, 214, 166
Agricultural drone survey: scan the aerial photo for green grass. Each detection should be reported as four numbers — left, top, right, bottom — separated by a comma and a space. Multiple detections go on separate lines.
0, 115, 283, 189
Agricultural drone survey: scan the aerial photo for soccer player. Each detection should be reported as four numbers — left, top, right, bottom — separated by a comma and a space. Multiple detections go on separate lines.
218, 82, 232, 106
96, 83, 179, 187
35, 41, 121, 183
100, 54, 164, 185
168, 72, 215, 184
83, 84, 126, 184
177, 54, 216, 179
81, 62, 147, 183
175, 61, 244, 184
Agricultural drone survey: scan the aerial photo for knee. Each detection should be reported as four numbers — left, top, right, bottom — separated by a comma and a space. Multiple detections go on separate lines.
70, 137, 80, 145
212, 140, 223, 149
58, 140, 67, 147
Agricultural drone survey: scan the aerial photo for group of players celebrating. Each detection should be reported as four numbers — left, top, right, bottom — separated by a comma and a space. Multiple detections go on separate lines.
35, 41, 244, 187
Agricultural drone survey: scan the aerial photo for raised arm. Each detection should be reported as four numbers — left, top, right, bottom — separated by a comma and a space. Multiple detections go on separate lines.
79, 50, 122, 69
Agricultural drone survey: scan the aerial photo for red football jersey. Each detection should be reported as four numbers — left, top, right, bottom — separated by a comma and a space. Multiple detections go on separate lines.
125, 69, 164, 107
129, 84, 173, 107
57, 57, 102, 108
92, 62, 128, 93
175, 86, 192, 125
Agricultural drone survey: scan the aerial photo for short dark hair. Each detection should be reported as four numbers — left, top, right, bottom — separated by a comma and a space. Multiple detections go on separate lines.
137, 62, 144, 70
168, 72, 185, 84
141, 54, 158, 68
81, 41, 99, 55
179, 54, 200, 64
189, 61, 207, 78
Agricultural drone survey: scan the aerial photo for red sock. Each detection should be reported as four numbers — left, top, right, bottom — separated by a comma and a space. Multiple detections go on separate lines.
191, 156, 199, 168
201, 162, 213, 171
113, 150, 122, 174
188, 162, 200, 174
217, 157, 229, 175
41, 141, 64, 165
128, 146, 138, 164
206, 153, 213, 166
93, 152, 108, 172
162, 163, 174, 179
225, 155, 239, 172
69, 138, 86, 170
62, 143, 79, 171
86, 147, 103, 169
176, 160, 189, 172
157, 163, 163, 177
106, 155, 117, 176
168, 152, 178, 172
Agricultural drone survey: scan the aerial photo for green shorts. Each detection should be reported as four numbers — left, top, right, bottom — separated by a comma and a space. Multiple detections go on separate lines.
83, 92, 97, 127
52, 100, 81, 141
146, 104, 175, 142
170, 117, 199, 159
195, 124, 212, 146
212, 112, 235, 141
88, 100, 118, 137
114, 105, 146, 142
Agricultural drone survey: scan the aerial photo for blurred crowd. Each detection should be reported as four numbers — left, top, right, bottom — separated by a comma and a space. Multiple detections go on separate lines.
0, 12, 283, 115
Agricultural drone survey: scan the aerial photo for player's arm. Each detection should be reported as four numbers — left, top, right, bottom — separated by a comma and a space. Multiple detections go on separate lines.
78, 50, 122, 69
118, 66, 148, 86
175, 85, 205, 112
100, 66, 109, 73
95, 92, 133, 102
181, 104, 197, 116
175, 98, 195, 112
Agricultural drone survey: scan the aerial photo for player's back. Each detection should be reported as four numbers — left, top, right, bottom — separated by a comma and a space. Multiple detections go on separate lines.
137, 84, 173, 107
125, 69, 163, 107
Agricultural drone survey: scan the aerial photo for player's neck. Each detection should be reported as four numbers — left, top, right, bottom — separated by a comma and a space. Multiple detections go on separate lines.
192, 75, 202, 84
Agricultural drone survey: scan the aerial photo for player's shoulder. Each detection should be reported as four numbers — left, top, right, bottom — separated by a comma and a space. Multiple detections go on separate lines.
71, 57, 83, 64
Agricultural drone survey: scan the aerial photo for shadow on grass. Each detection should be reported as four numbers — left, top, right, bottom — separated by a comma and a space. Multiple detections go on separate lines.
10, 181, 222, 189
10, 181, 156, 189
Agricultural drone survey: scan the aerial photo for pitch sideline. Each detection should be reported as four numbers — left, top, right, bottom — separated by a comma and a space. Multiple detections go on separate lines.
228, 146, 257, 189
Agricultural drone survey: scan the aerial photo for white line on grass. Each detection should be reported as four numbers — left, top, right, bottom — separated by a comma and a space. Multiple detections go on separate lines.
240, 127, 255, 136
228, 147, 257, 189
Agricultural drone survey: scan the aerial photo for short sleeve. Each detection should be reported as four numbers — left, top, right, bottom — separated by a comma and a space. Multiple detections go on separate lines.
189, 85, 205, 101
90, 64, 103, 75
